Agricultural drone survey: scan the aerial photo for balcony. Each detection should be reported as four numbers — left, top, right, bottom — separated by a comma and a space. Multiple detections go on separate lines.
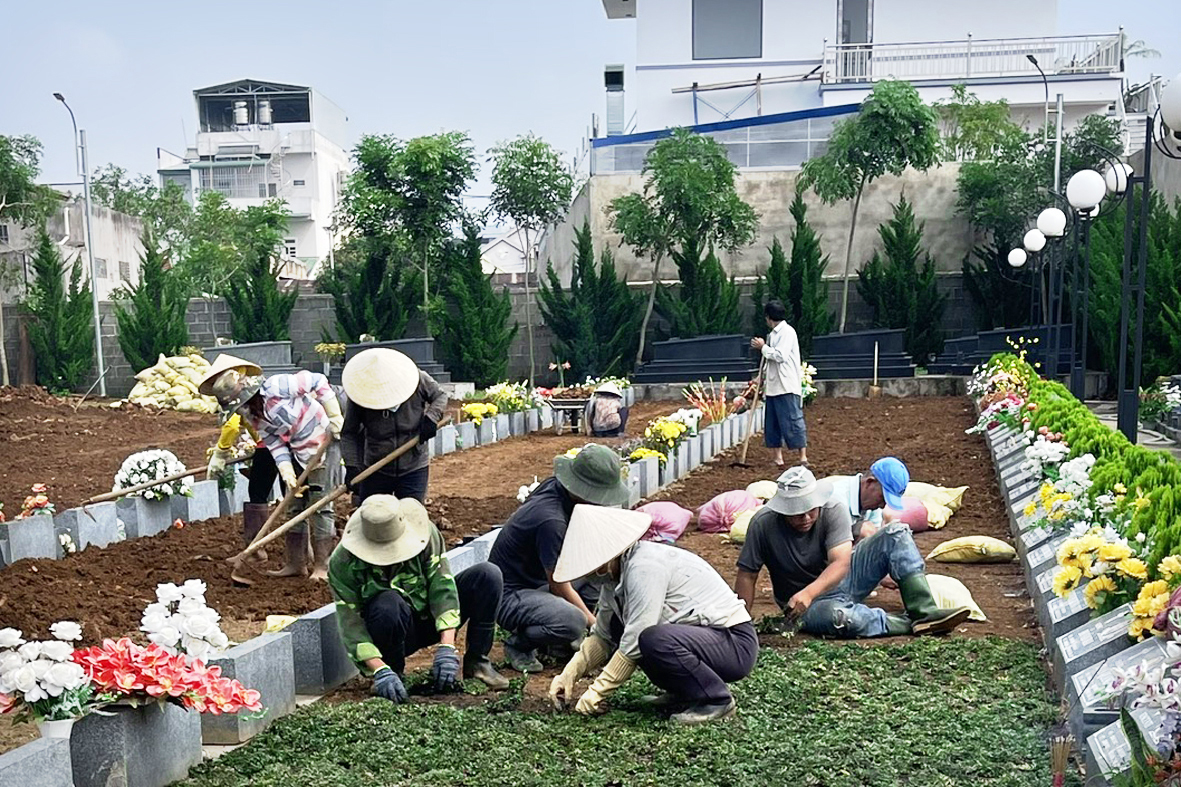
822, 33, 1122, 86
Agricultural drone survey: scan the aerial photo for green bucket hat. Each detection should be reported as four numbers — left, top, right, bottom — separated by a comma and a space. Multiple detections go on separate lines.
552, 444, 630, 508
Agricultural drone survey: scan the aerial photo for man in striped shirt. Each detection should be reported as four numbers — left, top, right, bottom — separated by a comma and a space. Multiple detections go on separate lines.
211, 368, 344, 580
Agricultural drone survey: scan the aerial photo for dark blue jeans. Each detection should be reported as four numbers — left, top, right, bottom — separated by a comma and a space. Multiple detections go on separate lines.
359, 466, 430, 504
765, 394, 807, 449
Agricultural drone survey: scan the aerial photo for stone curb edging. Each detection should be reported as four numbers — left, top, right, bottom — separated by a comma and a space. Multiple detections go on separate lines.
0, 402, 762, 784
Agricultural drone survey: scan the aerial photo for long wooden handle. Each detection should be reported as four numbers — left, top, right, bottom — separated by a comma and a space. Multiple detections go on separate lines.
244, 439, 333, 554
227, 434, 423, 564
739, 358, 767, 464
87, 457, 249, 506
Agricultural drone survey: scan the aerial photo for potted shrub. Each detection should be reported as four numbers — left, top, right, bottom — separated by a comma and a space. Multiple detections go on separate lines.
0, 621, 102, 740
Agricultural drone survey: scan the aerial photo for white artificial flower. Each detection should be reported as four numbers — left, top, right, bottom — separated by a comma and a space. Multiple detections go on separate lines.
17, 642, 42, 661
49, 621, 82, 642
140, 611, 170, 635
181, 615, 217, 640
208, 630, 229, 651
39, 641, 73, 662
156, 583, 184, 604
1137, 532, 1148, 543
0, 629, 25, 649
181, 636, 212, 661
46, 662, 86, 692
180, 579, 207, 599
0, 651, 24, 675
177, 598, 207, 618
148, 626, 181, 648
3, 665, 37, 695
27, 659, 54, 680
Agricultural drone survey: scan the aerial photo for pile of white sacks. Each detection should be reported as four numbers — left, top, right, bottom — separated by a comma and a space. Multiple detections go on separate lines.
126, 353, 220, 414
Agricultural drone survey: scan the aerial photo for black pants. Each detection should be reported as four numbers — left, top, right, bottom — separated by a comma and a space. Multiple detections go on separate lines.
245, 447, 280, 504
636, 621, 758, 704
359, 466, 430, 504
362, 562, 501, 673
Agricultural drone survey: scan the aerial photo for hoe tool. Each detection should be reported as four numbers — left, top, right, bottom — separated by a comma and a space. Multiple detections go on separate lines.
731, 357, 766, 469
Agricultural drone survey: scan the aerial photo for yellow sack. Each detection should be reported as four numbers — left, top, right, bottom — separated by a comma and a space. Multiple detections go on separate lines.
922, 500, 955, 530
166, 385, 189, 398
927, 536, 1015, 564
264, 615, 298, 633
746, 480, 778, 501
906, 482, 969, 513
724, 507, 760, 545
926, 575, 987, 622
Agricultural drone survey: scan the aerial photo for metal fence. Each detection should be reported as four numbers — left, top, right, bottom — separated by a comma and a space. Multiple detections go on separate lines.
824, 33, 1122, 85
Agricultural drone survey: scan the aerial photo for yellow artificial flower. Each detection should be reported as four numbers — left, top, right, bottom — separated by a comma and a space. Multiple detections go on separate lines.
1117, 558, 1148, 580
1053, 565, 1083, 598
1097, 542, 1133, 564
1076, 551, 1096, 578
1023, 502, 1038, 518
1114, 483, 1128, 495
1134, 490, 1151, 512
1084, 575, 1118, 610
1160, 555, 1181, 581
1128, 617, 1149, 639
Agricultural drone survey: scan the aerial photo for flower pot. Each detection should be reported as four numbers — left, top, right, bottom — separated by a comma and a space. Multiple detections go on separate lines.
36, 718, 76, 740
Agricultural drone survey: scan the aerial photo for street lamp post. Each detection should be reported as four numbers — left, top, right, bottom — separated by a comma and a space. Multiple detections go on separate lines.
53, 93, 106, 397
1036, 207, 1067, 378
1065, 169, 1106, 399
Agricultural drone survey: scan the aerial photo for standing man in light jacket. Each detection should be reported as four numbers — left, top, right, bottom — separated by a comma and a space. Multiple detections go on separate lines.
750, 299, 808, 467
340, 348, 448, 505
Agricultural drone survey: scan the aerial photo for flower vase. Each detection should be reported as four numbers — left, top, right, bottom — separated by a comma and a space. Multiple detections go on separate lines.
321, 361, 331, 376
37, 718, 76, 739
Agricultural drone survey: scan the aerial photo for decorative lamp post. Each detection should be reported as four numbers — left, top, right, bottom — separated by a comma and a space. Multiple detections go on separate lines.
1007, 248, 1027, 268
1037, 207, 1068, 378
1065, 169, 1105, 399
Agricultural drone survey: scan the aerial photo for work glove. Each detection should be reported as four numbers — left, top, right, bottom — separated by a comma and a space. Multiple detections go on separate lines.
430, 644, 461, 693
206, 447, 231, 477
574, 651, 636, 716
344, 465, 361, 492
322, 395, 345, 439
419, 416, 439, 443
371, 666, 408, 704
549, 634, 612, 710
277, 461, 299, 494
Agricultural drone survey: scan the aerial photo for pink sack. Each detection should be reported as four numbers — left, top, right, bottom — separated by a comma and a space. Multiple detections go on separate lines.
888, 497, 930, 532
638, 502, 694, 544
697, 490, 761, 534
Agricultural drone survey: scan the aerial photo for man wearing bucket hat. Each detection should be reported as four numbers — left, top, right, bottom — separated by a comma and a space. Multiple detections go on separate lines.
328, 494, 509, 701
547, 505, 757, 724
340, 347, 448, 504
205, 362, 344, 580
489, 444, 630, 673
824, 456, 909, 542
581, 382, 629, 437
735, 466, 971, 638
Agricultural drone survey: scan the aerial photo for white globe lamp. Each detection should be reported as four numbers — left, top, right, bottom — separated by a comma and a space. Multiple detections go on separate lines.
1067, 169, 1106, 212
1037, 207, 1067, 238
1104, 162, 1133, 195
1023, 229, 1047, 253
1161, 73, 1181, 134
1008, 248, 1028, 268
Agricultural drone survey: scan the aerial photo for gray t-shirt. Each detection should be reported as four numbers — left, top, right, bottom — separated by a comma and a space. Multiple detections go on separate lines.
737, 499, 854, 608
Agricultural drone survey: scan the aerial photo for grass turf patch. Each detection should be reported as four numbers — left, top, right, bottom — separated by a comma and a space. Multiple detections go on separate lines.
183, 637, 1066, 787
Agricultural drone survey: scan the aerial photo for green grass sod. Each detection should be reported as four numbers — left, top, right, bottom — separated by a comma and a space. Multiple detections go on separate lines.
182, 637, 1073, 787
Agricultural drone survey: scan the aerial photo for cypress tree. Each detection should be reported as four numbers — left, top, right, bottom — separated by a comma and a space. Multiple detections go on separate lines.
317, 235, 420, 342
221, 203, 297, 343
113, 227, 189, 371
24, 228, 96, 392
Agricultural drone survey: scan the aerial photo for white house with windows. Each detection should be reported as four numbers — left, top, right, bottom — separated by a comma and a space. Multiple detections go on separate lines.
157, 79, 351, 279
598, 0, 1128, 157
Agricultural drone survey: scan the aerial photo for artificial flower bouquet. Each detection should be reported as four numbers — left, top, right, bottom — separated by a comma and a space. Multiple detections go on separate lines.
140, 580, 230, 662
643, 417, 689, 455
113, 450, 192, 500
461, 402, 498, 426
0, 622, 101, 725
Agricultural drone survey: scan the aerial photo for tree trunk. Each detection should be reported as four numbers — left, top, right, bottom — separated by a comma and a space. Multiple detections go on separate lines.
422, 240, 431, 337
635, 253, 663, 368
838, 185, 865, 333
0, 298, 9, 387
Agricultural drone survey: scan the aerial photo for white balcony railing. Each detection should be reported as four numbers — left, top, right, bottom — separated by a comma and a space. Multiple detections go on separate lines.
823, 33, 1122, 85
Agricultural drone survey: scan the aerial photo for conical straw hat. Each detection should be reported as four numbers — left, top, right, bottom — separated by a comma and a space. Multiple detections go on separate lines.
342, 348, 420, 410
198, 354, 263, 397
553, 504, 652, 583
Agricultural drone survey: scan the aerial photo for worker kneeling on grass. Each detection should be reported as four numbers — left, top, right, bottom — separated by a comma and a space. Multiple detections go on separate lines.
548, 505, 757, 725
735, 466, 971, 638
489, 444, 630, 673
208, 367, 344, 580
329, 494, 509, 702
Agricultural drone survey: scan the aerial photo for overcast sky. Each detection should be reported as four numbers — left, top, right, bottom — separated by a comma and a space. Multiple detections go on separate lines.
3, 0, 1177, 199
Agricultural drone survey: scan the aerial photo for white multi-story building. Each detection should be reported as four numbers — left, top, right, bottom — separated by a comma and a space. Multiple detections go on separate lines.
595, 0, 1130, 172
157, 79, 351, 279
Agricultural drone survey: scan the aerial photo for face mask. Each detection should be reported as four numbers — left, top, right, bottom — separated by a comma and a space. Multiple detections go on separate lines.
584, 567, 616, 589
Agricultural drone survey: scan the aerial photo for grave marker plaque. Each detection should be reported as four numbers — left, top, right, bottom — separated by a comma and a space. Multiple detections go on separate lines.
1087, 707, 1163, 781
1071, 637, 1170, 723
1047, 584, 1091, 638
1052, 604, 1134, 688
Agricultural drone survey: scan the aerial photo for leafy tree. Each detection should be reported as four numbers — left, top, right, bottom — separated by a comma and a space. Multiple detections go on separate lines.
751, 190, 832, 356
608, 128, 758, 363
112, 227, 190, 371
23, 229, 95, 392
435, 225, 518, 387
856, 197, 945, 363
90, 165, 192, 254
340, 132, 477, 313
317, 235, 420, 342
221, 202, 297, 342
488, 134, 574, 383
801, 80, 940, 332
935, 85, 1025, 163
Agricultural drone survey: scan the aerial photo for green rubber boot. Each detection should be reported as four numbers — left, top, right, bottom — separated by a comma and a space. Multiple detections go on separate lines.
898, 574, 972, 636
884, 614, 912, 636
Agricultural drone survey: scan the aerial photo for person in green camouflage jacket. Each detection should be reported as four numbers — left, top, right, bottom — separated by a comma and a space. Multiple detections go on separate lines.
329, 495, 509, 702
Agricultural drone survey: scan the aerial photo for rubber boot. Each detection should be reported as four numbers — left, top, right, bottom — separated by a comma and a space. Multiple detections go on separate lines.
241, 503, 269, 563
884, 614, 912, 636
309, 537, 335, 581
267, 531, 308, 578
898, 574, 972, 636
463, 657, 510, 690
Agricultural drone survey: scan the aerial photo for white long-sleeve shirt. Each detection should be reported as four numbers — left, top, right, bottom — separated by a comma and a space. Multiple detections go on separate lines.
761, 321, 802, 397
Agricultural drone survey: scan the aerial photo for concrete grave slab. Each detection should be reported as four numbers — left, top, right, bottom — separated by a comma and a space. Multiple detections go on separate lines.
1, 513, 58, 566
700, 428, 714, 460
1004, 478, 1040, 511
510, 412, 526, 436
1023, 534, 1069, 579
494, 414, 510, 441
1046, 584, 1092, 639
477, 419, 496, 446
660, 458, 676, 489
438, 424, 458, 454
1052, 603, 1134, 693
628, 466, 642, 508
456, 421, 477, 449
677, 443, 690, 478
202, 633, 296, 744
117, 496, 173, 539
56, 502, 121, 552
0, 738, 72, 787
1087, 707, 1164, 784
637, 456, 659, 499
71, 701, 202, 787
1070, 637, 1170, 733
526, 409, 540, 433
218, 473, 249, 518
172, 480, 220, 523
688, 435, 702, 471
1017, 526, 1054, 563
288, 604, 358, 695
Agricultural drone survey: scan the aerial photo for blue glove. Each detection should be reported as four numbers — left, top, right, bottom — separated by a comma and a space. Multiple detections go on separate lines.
430, 644, 461, 692
371, 666, 408, 704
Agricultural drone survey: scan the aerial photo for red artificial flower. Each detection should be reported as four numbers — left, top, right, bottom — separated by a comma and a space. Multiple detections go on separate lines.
0, 693, 15, 715
31, 484, 48, 494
